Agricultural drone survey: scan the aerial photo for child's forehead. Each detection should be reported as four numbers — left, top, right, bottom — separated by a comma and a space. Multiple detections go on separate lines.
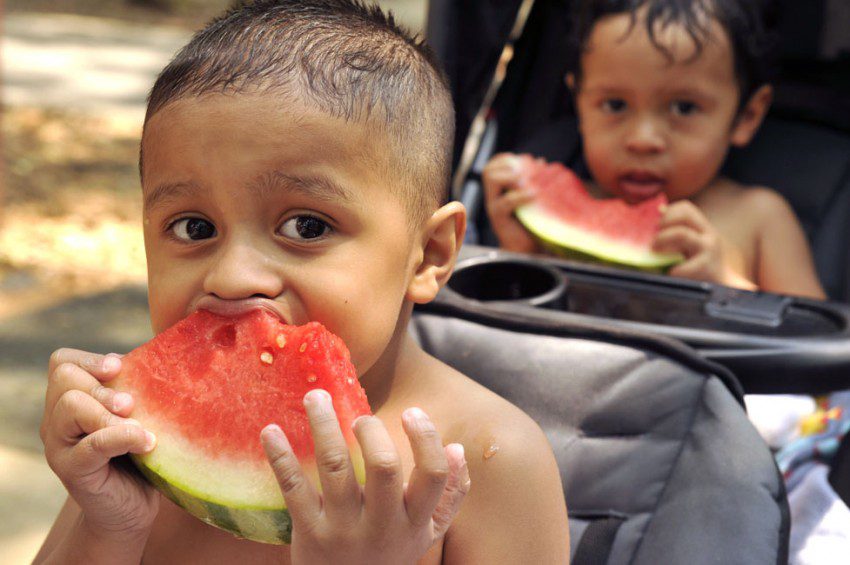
586, 8, 731, 67
142, 93, 394, 172
140, 93, 407, 209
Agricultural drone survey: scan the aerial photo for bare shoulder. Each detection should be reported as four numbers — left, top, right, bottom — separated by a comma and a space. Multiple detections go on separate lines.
414, 352, 570, 562
421, 353, 554, 460
740, 184, 795, 213
715, 180, 796, 221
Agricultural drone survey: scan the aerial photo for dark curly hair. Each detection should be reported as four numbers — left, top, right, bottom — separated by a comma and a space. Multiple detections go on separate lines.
569, 0, 779, 106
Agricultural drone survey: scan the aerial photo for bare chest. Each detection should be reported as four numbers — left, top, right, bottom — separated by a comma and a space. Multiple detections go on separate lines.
695, 195, 759, 279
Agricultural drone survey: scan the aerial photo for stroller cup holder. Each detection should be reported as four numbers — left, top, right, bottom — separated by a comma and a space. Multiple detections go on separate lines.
446, 256, 568, 309
438, 246, 850, 393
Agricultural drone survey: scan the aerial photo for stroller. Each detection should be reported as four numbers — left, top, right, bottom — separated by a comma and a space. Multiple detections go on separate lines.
413, 1, 850, 562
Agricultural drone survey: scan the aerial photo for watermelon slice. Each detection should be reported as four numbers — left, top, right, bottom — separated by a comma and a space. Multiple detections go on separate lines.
514, 158, 683, 270
110, 309, 371, 544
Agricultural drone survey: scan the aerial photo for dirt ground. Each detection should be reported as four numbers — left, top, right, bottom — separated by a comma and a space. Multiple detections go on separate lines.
0, 1, 426, 561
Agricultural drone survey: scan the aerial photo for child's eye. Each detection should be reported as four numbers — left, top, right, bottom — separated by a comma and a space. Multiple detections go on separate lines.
671, 100, 699, 116
170, 217, 216, 241
279, 216, 332, 240
601, 99, 627, 113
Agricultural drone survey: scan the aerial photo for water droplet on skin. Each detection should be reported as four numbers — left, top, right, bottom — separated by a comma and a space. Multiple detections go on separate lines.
260, 352, 274, 365
299, 343, 307, 353
483, 443, 500, 460
276, 334, 287, 348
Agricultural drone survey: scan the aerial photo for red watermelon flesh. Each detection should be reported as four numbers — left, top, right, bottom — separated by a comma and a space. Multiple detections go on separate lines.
111, 309, 371, 544
514, 157, 683, 270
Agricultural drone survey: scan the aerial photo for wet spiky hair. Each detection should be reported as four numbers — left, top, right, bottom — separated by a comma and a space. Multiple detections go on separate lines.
570, 0, 778, 105
142, 0, 454, 221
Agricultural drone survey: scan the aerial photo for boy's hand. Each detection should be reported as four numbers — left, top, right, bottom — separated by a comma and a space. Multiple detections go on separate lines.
652, 201, 755, 289
41, 349, 159, 540
482, 153, 541, 253
262, 390, 470, 565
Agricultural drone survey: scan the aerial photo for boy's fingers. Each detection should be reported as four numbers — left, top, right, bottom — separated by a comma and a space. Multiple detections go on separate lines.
431, 443, 470, 540
48, 348, 123, 381
653, 227, 702, 257
483, 168, 523, 194
501, 189, 535, 209
63, 424, 154, 482
669, 254, 711, 280
45, 362, 131, 425
50, 390, 137, 444
402, 407, 450, 527
303, 389, 361, 522
352, 416, 403, 526
660, 202, 710, 233
488, 190, 535, 219
261, 424, 322, 529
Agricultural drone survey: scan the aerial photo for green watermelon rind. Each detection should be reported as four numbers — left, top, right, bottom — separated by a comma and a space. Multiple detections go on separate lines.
132, 455, 293, 544
516, 204, 683, 270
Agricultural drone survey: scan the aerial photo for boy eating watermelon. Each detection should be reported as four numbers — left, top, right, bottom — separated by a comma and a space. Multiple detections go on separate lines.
35, 1, 569, 563
484, 0, 826, 299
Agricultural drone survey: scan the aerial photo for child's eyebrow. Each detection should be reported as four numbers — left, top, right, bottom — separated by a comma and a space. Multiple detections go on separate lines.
143, 181, 201, 212
250, 170, 356, 204
142, 172, 356, 213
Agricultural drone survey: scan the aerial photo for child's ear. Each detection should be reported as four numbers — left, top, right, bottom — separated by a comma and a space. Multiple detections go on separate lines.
730, 84, 773, 147
406, 201, 466, 304
565, 73, 576, 93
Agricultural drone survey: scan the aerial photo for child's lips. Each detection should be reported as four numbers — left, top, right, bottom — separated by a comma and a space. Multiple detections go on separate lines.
617, 172, 666, 202
192, 296, 290, 324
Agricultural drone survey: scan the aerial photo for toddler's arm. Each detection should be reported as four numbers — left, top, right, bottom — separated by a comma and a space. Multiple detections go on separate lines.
746, 189, 826, 299
35, 349, 158, 565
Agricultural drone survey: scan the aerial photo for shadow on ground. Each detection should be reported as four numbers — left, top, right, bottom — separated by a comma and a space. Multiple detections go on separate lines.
0, 285, 152, 454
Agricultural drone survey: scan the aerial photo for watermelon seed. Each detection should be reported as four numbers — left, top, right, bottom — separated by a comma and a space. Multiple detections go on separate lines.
276, 334, 287, 348
307, 374, 317, 383
299, 343, 307, 353
260, 352, 274, 365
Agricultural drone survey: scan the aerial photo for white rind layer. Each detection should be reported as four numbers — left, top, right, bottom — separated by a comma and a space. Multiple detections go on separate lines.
130, 408, 366, 544
134, 408, 285, 509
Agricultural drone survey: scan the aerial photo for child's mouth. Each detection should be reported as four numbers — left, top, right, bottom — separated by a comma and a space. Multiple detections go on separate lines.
617, 172, 665, 203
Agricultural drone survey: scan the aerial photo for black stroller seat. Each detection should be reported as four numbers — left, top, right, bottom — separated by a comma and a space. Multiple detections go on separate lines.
412, 301, 789, 564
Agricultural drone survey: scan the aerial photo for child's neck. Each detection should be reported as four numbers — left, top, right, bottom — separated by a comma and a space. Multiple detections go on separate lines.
357, 309, 423, 412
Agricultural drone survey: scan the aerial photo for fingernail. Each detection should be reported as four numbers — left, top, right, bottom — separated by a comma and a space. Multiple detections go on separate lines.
506, 155, 523, 174
113, 392, 132, 412
404, 407, 429, 423
351, 415, 370, 430
447, 443, 465, 462
144, 431, 157, 451
102, 355, 121, 373
305, 388, 331, 406
262, 423, 282, 436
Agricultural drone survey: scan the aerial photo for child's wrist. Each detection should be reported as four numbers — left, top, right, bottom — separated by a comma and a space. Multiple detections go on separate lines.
64, 516, 152, 565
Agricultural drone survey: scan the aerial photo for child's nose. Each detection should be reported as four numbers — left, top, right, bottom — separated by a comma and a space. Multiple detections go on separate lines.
626, 117, 666, 154
203, 241, 285, 300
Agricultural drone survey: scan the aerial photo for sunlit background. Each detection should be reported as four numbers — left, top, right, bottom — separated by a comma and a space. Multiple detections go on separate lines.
0, 1, 426, 561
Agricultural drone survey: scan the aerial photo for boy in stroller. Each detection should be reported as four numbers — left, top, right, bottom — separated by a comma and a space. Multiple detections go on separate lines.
482, 0, 826, 299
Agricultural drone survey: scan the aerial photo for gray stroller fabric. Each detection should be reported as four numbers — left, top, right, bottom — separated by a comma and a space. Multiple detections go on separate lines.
411, 312, 789, 565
